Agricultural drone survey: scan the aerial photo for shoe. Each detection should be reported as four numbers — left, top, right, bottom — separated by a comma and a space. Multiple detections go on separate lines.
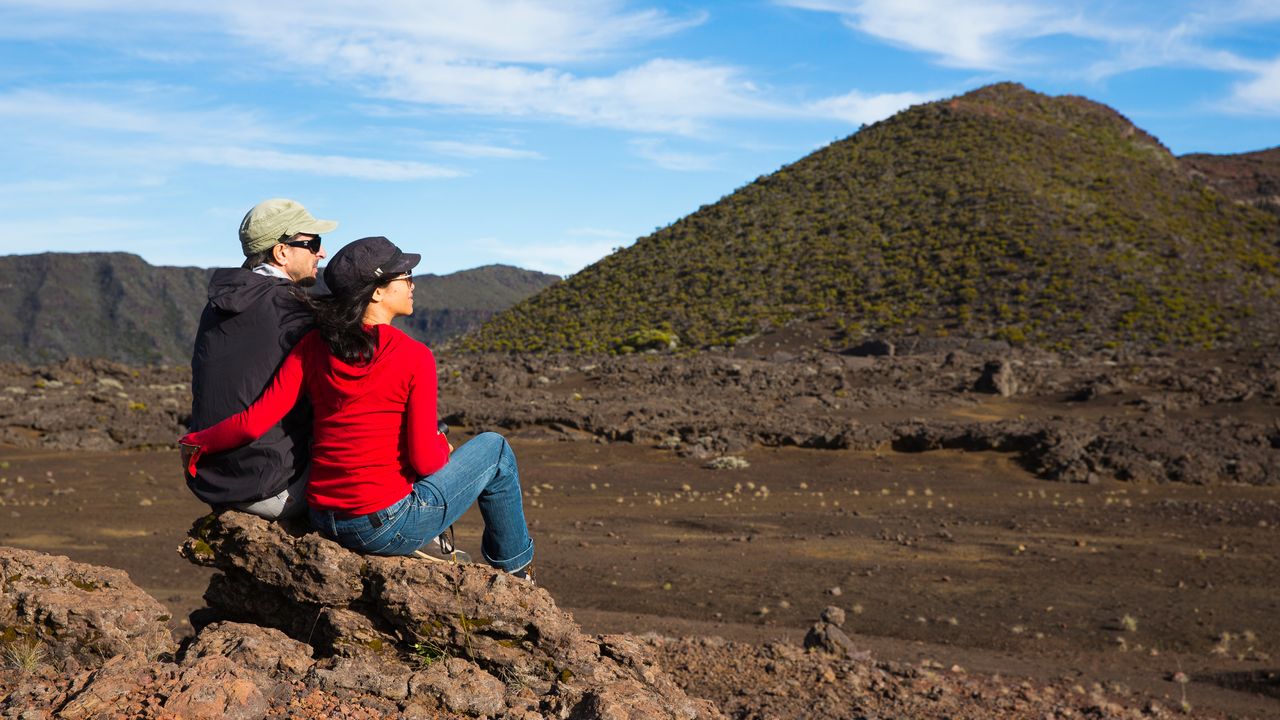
413, 526, 472, 563
510, 563, 535, 584
412, 534, 471, 564
412, 546, 472, 563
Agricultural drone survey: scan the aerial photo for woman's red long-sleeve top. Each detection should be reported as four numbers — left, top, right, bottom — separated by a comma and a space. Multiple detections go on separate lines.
182, 326, 450, 515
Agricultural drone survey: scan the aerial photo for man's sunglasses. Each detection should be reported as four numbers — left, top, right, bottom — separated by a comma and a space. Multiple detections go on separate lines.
281, 235, 322, 253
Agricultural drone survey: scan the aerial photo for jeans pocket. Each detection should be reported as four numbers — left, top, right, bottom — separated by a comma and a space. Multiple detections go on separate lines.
334, 497, 406, 547
414, 482, 447, 510
352, 518, 394, 547
362, 531, 407, 555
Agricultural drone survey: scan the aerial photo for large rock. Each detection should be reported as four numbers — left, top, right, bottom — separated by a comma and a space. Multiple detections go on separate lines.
185, 513, 365, 607
0, 521, 722, 719
802, 606, 869, 660
162, 655, 270, 720
180, 511, 724, 719
409, 657, 507, 717
53, 653, 175, 719
975, 359, 1019, 396
0, 546, 175, 669
182, 621, 314, 681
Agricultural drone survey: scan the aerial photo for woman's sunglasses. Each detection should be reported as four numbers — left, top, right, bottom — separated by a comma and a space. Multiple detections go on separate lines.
281, 235, 322, 253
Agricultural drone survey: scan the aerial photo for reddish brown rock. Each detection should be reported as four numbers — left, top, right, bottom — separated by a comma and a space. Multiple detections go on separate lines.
366, 555, 598, 684
307, 655, 414, 702
408, 657, 506, 717
163, 655, 269, 720
182, 621, 314, 681
0, 546, 174, 668
181, 512, 365, 607
53, 654, 174, 720
182, 511, 725, 719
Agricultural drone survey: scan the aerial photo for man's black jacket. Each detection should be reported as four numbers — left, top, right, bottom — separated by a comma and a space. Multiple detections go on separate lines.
188, 268, 313, 506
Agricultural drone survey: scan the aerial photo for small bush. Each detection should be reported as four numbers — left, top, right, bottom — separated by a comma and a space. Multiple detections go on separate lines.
616, 329, 679, 353
3, 638, 47, 673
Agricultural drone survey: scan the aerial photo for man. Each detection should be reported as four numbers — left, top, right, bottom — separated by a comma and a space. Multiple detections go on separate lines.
186, 198, 336, 518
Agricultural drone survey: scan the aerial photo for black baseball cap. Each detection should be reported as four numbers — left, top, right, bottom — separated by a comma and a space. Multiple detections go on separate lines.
323, 236, 420, 297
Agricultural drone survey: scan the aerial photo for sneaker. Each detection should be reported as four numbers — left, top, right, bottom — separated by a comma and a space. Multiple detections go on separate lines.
510, 564, 535, 584
413, 526, 471, 563
412, 539, 471, 564
412, 547, 471, 564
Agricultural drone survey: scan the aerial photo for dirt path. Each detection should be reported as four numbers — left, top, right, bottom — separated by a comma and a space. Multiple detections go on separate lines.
1, 438, 1277, 716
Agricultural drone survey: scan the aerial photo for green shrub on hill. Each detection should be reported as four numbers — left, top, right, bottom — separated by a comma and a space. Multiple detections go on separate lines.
460, 83, 1280, 354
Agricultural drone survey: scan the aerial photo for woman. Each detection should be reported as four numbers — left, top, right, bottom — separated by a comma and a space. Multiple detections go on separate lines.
180, 236, 534, 577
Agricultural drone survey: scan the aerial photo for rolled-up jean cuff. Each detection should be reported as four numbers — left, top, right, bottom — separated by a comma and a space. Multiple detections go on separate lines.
484, 538, 534, 572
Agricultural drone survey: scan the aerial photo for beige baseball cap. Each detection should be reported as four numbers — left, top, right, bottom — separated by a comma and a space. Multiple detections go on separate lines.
239, 198, 339, 257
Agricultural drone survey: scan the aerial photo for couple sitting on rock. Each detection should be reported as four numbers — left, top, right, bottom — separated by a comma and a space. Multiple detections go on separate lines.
180, 199, 533, 579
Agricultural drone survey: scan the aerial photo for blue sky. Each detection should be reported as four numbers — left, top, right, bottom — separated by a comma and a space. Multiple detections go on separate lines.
1, 1, 1278, 276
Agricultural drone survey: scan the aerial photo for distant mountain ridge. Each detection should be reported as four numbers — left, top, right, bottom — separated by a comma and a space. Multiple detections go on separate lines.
0, 253, 558, 364
392, 264, 562, 348
461, 83, 1280, 354
1180, 147, 1280, 218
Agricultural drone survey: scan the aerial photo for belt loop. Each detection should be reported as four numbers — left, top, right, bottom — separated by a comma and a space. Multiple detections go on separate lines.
369, 511, 383, 529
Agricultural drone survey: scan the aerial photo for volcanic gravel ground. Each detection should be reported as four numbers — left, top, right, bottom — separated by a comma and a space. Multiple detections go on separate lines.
1, 440, 1277, 717
0, 340, 1277, 716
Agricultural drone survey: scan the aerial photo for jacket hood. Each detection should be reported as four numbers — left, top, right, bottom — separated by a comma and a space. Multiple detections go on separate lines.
309, 325, 404, 409
207, 268, 294, 314
321, 325, 407, 394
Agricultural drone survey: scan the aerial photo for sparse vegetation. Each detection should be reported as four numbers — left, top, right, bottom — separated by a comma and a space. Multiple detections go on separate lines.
2, 638, 47, 673
460, 83, 1280, 354
410, 638, 449, 667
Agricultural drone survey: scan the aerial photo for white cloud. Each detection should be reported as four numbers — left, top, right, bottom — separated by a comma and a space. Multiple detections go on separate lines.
219, 0, 703, 65
0, 88, 280, 144
184, 146, 463, 181
421, 140, 544, 160
348, 56, 780, 135
782, 0, 1280, 118
628, 138, 719, 172
566, 227, 630, 240
0, 1, 787, 135
0, 89, 462, 180
778, 0, 1067, 70
472, 234, 626, 275
0, 178, 88, 196
806, 88, 935, 125
1205, 0, 1280, 24
1231, 56, 1280, 113
0, 215, 149, 253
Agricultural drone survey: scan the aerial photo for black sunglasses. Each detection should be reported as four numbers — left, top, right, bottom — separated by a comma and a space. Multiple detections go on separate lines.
281, 235, 322, 253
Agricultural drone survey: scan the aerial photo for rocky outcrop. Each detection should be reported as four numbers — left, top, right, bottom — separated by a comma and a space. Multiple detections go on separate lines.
0, 546, 174, 670
3, 348, 1279, 485
802, 606, 869, 661
179, 511, 723, 719
0, 533, 1203, 719
890, 415, 1280, 485
974, 359, 1019, 396
0, 514, 722, 719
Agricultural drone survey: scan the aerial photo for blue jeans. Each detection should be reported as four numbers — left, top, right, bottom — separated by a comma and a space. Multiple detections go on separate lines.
309, 432, 534, 572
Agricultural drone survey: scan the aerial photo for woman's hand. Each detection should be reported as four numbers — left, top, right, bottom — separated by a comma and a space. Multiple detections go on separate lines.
179, 441, 202, 479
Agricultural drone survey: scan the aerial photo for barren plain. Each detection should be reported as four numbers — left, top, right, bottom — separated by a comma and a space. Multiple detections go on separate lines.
1, 334, 1278, 717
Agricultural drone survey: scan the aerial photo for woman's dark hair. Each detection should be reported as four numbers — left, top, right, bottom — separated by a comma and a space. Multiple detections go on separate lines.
301, 277, 393, 365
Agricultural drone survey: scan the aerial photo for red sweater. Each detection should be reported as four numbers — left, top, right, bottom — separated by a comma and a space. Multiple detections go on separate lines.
183, 326, 450, 515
